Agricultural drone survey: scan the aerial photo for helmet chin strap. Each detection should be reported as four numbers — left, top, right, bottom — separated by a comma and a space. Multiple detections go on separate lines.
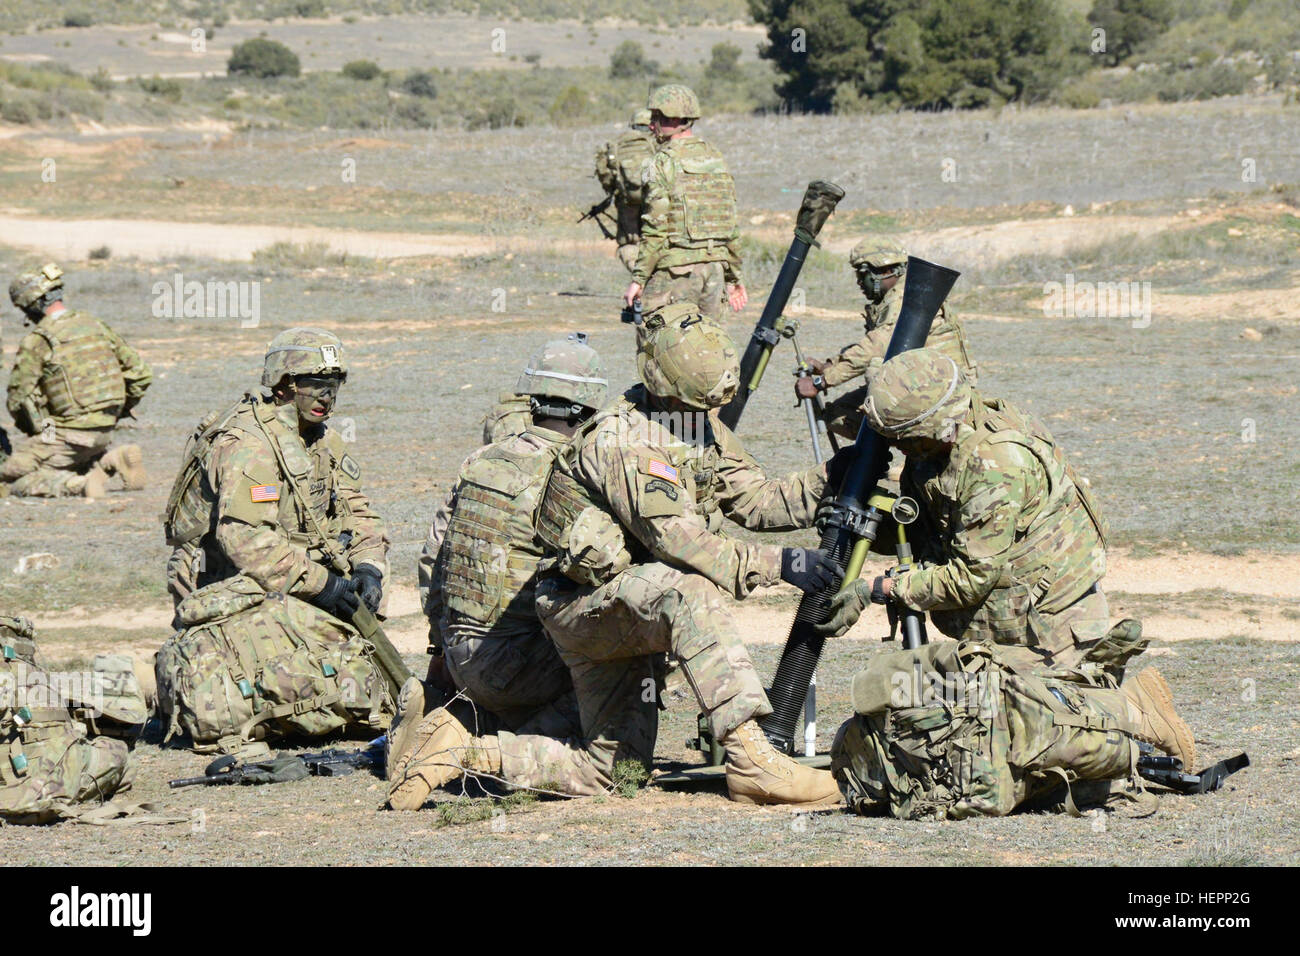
529, 397, 587, 423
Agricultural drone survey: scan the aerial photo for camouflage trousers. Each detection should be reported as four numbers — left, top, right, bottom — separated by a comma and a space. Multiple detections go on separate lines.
0, 426, 112, 497
931, 583, 1111, 672
494, 563, 771, 795
831, 640, 1137, 820
444, 621, 578, 733
641, 260, 727, 323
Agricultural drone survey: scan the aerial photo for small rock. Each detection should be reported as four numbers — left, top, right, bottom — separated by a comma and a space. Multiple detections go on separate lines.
1241, 327, 1263, 342
13, 552, 59, 575
1062, 204, 1075, 217
1227, 227, 1244, 237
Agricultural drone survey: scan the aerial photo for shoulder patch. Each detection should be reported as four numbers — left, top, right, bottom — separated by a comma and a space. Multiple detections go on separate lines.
249, 484, 280, 503
643, 459, 679, 485
339, 454, 361, 481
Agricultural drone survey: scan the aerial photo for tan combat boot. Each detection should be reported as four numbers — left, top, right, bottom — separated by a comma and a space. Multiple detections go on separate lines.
385, 677, 427, 789
386, 707, 500, 811
1123, 667, 1196, 770
100, 444, 146, 490
69, 466, 110, 499
722, 719, 842, 806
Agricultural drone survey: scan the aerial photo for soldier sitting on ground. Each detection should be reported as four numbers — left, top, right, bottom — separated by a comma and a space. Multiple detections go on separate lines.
2, 263, 151, 498
391, 333, 609, 809
156, 328, 394, 755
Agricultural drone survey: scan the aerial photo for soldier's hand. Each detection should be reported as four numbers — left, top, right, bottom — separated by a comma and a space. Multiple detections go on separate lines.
352, 565, 383, 614
807, 358, 829, 376
728, 283, 748, 312
314, 573, 360, 620
779, 547, 843, 594
815, 578, 873, 638
794, 376, 821, 400
623, 282, 643, 308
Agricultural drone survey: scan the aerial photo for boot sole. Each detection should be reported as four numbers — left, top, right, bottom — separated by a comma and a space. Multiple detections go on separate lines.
119, 445, 147, 490
1136, 668, 1196, 770
727, 782, 843, 807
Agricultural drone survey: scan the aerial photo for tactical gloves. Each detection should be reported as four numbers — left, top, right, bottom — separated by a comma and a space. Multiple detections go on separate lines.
779, 548, 842, 594
815, 576, 892, 638
351, 565, 383, 614
314, 572, 360, 620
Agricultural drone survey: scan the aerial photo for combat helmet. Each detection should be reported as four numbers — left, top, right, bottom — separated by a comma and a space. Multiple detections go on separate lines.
516, 331, 608, 413
262, 327, 348, 388
631, 108, 652, 129
863, 347, 973, 443
638, 303, 739, 410
10, 263, 64, 313
849, 237, 907, 301
647, 84, 700, 120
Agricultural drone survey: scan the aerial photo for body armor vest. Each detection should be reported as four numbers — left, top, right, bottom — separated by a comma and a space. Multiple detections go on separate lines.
659, 137, 737, 246
31, 310, 125, 420
442, 430, 563, 625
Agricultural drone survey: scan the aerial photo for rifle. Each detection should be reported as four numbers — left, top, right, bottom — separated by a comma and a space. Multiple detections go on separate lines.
169, 740, 385, 789
717, 180, 845, 432
333, 532, 412, 703
1136, 744, 1249, 795
759, 256, 960, 752
578, 195, 617, 241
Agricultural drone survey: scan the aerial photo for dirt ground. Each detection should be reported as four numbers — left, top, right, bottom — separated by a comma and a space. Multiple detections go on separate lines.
1, 102, 1297, 865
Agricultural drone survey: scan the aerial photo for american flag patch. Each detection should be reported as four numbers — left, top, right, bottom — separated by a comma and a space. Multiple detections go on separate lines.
249, 484, 280, 503
645, 459, 679, 485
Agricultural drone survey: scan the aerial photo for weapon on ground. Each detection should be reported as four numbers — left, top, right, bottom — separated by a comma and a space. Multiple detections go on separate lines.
578, 195, 617, 240
759, 256, 960, 753
168, 740, 385, 789
1136, 744, 1249, 795
717, 180, 845, 432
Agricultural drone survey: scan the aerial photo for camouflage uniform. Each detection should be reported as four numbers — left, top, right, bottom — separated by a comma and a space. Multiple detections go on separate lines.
830, 641, 1192, 820
0, 615, 134, 824
596, 109, 658, 272
2, 277, 152, 497
157, 330, 392, 753
847, 349, 1109, 669
633, 87, 741, 323
818, 240, 976, 441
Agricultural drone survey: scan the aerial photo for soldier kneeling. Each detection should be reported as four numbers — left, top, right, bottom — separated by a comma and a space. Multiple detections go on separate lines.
156, 329, 394, 756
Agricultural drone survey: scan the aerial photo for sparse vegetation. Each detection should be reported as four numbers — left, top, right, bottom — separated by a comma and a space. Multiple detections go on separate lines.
228, 37, 301, 79
341, 59, 382, 81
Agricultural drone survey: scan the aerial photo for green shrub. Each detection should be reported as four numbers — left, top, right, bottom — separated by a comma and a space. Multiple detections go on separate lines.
63, 11, 93, 28
228, 38, 301, 79
0, 98, 37, 125
609, 40, 658, 80
88, 245, 111, 260
400, 69, 437, 98
548, 84, 590, 125
138, 75, 182, 102
88, 67, 114, 93
342, 59, 381, 81
394, 98, 435, 128
707, 42, 743, 81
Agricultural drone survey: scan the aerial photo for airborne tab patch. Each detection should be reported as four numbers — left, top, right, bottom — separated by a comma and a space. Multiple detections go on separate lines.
644, 459, 679, 485
250, 484, 280, 503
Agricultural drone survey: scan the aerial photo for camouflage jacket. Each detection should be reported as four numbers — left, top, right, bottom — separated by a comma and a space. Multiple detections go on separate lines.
6, 308, 152, 431
559, 386, 826, 599
820, 282, 976, 389
197, 393, 388, 600
893, 396, 1106, 617
633, 134, 742, 287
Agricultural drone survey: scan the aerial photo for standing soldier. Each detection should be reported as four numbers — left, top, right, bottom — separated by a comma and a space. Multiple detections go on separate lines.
594, 109, 658, 272
391, 334, 610, 809
156, 328, 393, 753
2, 264, 151, 498
390, 306, 849, 808
797, 238, 976, 440
624, 85, 747, 323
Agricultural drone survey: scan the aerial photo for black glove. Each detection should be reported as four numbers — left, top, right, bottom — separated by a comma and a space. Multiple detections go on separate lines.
779, 547, 843, 594
314, 572, 360, 620
870, 575, 892, 605
825, 446, 855, 491
351, 565, 383, 614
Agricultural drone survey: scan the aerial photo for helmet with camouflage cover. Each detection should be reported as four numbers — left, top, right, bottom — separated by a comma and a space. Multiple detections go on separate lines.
10, 262, 64, 311
647, 84, 700, 120
848, 237, 907, 271
261, 327, 348, 387
631, 108, 652, 129
863, 348, 973, 443
638, 303, 739, 410
516, 331, 608, 411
